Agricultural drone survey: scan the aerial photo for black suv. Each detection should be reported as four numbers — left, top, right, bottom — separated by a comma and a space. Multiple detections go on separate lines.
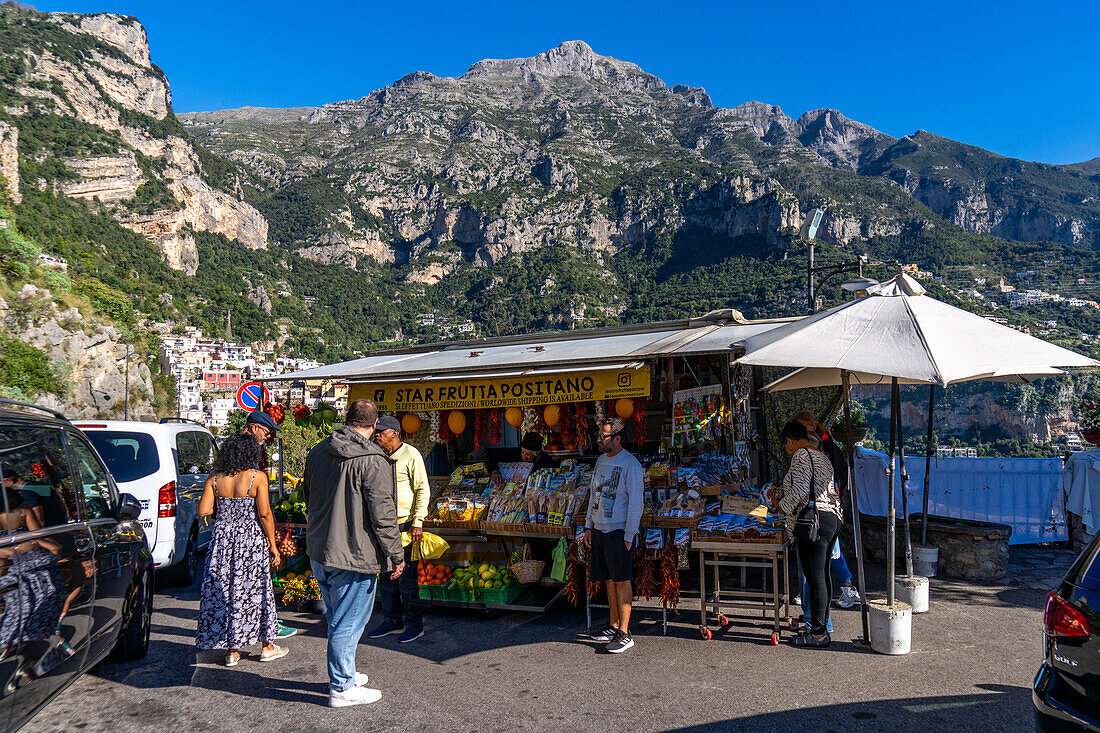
0, 400, 152, 731
1034, 531, 1100, 731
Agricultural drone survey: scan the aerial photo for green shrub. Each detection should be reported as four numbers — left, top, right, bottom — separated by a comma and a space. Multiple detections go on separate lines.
0, 336, 67, 398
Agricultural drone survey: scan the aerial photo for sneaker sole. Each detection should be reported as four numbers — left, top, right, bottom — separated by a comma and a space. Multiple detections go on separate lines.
329, 693, 382, 708
367, 629, 405, 639
225, 657, 240, 667
276, 629, 300, 638
398, 630, 425, 643
606, 639, 634, 654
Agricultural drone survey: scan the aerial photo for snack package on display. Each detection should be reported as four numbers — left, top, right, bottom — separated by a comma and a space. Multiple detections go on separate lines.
645, 529, 664, 550
674, 528, 691, 547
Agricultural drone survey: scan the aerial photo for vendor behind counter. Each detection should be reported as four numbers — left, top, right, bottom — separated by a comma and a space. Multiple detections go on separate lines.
485, 432, 558, 480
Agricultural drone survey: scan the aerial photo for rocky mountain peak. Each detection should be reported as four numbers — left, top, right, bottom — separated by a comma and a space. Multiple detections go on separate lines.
393, 70, 438, 88
796, 108, 894, 169
460, 40, 664, 92
53, 13, 151, 68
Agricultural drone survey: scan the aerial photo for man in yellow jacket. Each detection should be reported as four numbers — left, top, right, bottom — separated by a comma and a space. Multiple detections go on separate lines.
367, 415, 431, 643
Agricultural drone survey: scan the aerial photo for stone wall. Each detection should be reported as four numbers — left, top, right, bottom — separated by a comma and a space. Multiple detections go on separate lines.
842, 514, 1011, 582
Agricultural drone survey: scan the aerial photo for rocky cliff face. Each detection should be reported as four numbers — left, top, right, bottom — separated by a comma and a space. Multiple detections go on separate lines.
0, 8, 268, 272
2, 284, 156, 419
0, 120, 18, 204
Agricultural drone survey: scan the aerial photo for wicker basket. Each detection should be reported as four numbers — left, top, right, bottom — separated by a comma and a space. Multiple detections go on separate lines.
509, 544, 545, 584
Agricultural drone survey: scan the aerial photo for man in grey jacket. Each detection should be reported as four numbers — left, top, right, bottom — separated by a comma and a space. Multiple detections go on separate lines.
304, 398, 405, 708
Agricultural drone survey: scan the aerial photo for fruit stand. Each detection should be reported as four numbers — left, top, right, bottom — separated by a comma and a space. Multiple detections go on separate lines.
259, 313, 823, 629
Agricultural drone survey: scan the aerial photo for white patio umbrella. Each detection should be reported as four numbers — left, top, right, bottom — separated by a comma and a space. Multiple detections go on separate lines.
736, 273, 1098, 641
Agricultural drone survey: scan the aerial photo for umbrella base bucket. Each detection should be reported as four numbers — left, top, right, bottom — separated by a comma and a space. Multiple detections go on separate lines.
912, 544, 938, 577
868, 600, 912, 655
894, 575, 929, 614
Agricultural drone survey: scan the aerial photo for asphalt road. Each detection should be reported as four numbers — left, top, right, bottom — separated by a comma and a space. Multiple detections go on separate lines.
24, 564, 1045, 733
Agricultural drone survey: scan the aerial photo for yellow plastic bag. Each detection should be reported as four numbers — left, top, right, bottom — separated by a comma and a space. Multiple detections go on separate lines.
401, 531, 450, 560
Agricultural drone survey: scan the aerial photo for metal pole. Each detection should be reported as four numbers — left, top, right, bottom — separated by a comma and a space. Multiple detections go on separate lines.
886, 378, 897, 607
277, 437, 285, 499
807, 241, 816, 312
897, 381, 913, 577
124, 344, 130, 420
921, 385, 936, 545
842, 371, 870, 643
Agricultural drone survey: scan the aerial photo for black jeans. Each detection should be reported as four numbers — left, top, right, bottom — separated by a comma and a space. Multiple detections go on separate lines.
795, 511, 841, 635
379, 521, 423, 629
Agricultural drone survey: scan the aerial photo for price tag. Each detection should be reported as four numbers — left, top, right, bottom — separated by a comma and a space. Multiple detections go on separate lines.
721, 496, 768, 518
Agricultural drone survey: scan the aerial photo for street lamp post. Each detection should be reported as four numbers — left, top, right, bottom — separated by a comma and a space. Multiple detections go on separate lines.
800, 207, 876, 311
124, 344, 131, 420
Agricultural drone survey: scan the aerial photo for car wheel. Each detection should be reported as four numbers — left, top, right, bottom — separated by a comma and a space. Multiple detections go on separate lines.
114, 569, 153, 660
165, 528, 198, 587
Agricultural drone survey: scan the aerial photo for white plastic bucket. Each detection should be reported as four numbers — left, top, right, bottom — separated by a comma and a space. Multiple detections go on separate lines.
913, 544, 939, 577
895, 575, 929, 614
868, 599, 912, 655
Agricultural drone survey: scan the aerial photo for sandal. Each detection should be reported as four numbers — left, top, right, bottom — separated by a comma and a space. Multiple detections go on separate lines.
225, 651, 240, 667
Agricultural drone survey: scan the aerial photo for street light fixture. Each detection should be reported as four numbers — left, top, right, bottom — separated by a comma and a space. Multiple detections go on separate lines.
799, 207, 873, 312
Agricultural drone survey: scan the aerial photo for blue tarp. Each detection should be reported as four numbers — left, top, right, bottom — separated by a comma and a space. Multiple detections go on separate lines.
853, 448, 1066, 545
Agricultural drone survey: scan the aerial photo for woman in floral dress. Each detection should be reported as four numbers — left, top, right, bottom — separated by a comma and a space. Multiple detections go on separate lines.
196, 434, 287, 666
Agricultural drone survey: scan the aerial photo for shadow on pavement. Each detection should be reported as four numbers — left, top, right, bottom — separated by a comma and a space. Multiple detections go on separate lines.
666, 683, 1031, 733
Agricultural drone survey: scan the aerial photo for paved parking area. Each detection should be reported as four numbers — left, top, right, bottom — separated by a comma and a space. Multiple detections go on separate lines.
24, 550, 1059, 733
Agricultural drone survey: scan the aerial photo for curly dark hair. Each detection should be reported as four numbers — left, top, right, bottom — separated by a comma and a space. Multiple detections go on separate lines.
211, 433, 263, 476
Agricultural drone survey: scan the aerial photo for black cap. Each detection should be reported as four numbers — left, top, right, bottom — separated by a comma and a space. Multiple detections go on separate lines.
376, 415, 402, 433
520, 432, 543, 451
247, 408, 279, 433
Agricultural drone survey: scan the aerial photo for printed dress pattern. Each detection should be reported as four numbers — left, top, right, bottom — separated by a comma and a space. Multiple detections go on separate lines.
196, 494, 278, 650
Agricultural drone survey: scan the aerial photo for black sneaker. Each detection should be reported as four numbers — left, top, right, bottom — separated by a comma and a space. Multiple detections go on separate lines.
577, 624, 615, 642
606, 629, 634, 654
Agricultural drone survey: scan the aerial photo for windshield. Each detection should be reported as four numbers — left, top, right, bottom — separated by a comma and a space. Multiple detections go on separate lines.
82, 430, 160, 483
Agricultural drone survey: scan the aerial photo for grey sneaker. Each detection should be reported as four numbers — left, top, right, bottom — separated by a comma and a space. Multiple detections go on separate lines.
836, 585, 860, 609
606, 629, 634, 654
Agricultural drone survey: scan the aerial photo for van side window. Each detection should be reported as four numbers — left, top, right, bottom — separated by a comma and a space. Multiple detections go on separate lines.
67, 434, 115, 520
175, 432, 200, 475
192, 432, 216, 474
0, 426, 79, 530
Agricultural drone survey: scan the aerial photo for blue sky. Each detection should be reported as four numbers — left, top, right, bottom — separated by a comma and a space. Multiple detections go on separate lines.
37, 0, 1100, 164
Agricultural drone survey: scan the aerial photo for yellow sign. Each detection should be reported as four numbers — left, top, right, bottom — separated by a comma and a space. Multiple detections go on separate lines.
348, 366, 650, 412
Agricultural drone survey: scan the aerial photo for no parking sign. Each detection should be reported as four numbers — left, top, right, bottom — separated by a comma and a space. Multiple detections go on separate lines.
236, 381, 270, 412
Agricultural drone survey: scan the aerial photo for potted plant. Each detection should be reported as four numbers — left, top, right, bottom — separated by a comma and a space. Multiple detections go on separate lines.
1079, 401, 1100, 446
831, 406, 869, 445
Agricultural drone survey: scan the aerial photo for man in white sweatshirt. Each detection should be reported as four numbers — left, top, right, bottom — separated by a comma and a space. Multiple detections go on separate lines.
580, 417, 644, 653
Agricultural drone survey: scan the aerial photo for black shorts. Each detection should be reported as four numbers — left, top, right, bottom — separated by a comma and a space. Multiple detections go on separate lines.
589, 529, 633, 583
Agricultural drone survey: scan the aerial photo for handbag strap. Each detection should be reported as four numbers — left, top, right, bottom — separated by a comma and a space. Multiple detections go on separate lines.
803, 448, 819, 507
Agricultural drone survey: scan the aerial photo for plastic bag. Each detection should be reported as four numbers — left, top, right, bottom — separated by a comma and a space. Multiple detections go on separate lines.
550, 536, 569, 582
402, 531, 450, 560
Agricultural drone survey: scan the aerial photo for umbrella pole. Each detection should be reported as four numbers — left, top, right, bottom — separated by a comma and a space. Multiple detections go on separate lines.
921, 385, 935, 546
842, 371, 870, 643
886, 378, 897, 607
896, 381, 913, 577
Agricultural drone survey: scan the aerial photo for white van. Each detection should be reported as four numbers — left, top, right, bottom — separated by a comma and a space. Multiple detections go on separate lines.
74, 419, 215, 585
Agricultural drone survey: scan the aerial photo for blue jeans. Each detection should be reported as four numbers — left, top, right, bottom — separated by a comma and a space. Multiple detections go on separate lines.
311, 561, 377, 692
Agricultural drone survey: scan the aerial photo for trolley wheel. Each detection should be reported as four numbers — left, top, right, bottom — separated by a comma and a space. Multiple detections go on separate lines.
718, 614, 729, 627
770, 632, 780, 646
700, 627, 712, 640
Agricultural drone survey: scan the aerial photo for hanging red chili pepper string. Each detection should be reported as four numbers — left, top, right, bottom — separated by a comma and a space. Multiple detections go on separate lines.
633, 398, 647, 447
473, 410, 486, 452
659, 544, 680, 610
490, 409, 502, 445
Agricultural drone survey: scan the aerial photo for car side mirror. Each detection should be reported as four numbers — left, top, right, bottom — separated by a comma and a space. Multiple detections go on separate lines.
116, 493, 141, 521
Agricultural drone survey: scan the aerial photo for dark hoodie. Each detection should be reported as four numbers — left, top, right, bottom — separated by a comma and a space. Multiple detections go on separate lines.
303, 425, 402, 574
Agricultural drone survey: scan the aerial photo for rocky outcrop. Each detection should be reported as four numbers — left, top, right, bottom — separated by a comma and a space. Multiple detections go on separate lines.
4, 10, 269, 273
12, 284, 155, 420
461, 40, 665, 93
61, 153, 144, 202
0, 121, 18, 204
797, 108, 895, 169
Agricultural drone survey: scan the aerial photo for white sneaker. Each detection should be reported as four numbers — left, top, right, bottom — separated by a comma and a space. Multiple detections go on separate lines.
355, 672, 369, 686
329, 685, 382, 708
836, 585, 860, 609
